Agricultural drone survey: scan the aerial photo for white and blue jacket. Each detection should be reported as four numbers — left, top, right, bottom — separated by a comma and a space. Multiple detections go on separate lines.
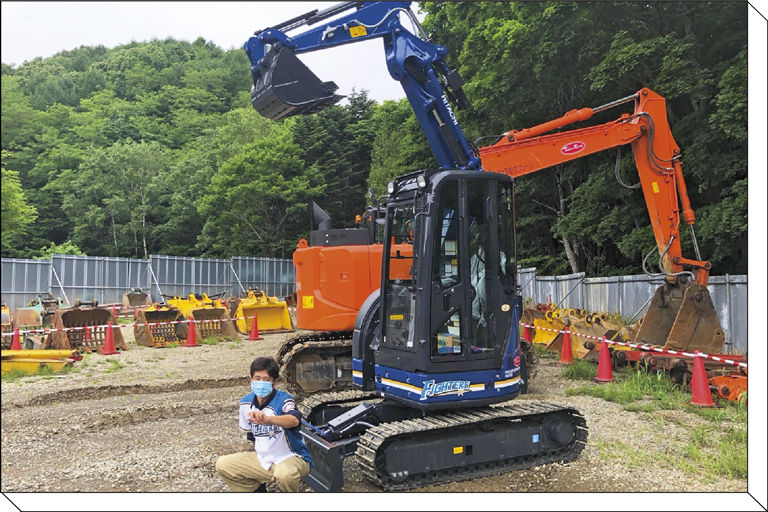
238, 389, 313, 470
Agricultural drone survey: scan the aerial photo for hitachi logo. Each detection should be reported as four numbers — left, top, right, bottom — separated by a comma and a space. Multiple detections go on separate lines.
442, 95, 459, 125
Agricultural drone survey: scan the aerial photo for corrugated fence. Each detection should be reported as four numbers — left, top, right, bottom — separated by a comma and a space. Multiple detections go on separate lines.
1, 257, 746, 353
1, 255, 295, 308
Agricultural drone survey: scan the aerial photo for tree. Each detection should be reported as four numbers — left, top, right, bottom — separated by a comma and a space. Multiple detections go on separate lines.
1, 160, 38, 255
197, 125, 325, 258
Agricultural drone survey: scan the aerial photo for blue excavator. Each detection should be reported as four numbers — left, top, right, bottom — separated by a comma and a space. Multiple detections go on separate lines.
244, 1, 587, 491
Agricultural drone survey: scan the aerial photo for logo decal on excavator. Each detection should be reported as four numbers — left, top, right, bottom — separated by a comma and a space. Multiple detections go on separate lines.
420, 379, 471, 400
561, 141, 585, 155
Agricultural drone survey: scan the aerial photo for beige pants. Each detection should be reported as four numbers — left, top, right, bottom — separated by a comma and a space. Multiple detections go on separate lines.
215, 452, 310, 492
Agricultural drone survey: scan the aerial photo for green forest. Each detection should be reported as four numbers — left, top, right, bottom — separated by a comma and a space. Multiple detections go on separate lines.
1, 2, 747, 276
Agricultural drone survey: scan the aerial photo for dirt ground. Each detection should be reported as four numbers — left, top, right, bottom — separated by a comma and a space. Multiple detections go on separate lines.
0, 326, 747, 493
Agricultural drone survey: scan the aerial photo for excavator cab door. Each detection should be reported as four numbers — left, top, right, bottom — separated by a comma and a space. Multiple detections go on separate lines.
250, 44, 345, 120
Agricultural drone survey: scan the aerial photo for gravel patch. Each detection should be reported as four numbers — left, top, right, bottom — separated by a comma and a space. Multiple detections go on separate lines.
1, 333, 747, 493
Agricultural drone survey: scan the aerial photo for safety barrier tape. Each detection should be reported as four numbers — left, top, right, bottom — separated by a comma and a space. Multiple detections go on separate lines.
519, 322, 747, 369
1, 315, 255, 337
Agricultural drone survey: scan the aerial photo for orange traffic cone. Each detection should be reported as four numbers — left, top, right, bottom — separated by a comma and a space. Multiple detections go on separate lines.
690, 350, 717, 407
593, 338, 613, 383
100, 321, 119, 355
84, 325, 92, 341
522, 323, 533, 344
248, 311, 262, 341
10, 328, 22, 350
558, 325, 573, 365
184, 319, 199, 347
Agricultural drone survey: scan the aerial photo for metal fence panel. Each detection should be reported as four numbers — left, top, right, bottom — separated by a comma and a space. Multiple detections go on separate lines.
51, 255, 150, 306
531, 272, 585, 309
1, 258, 51, 309
230, 257, 295, 298
52, 255, 102, 305
149, 255, 231, 301
708, 275, 747, 354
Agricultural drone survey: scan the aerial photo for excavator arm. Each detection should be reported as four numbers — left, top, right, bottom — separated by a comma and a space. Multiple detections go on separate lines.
479, 88, 724, 353
243, 1, 480, 171
479, 87, 710, 286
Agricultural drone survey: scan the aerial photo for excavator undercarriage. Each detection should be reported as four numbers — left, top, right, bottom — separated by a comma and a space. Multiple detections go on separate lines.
297, 391, 586, 492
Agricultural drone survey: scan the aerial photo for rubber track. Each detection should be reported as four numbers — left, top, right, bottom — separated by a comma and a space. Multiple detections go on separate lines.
280, 331, 354, 398
298, 389, 381, 420
354, 401, 587, 490
276, 331, 352, 365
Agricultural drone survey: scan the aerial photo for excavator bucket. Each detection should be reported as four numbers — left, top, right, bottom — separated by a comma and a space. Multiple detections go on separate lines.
47, 306, 127, 353
233, 289, 294, 334
632, 282, 725, 354
134, 306, 185, 347
122, 288, 152, 307
250, 44, 344, 120
522, 304, 564, 350
166, 294, 238, 341
522, 305, 626, 361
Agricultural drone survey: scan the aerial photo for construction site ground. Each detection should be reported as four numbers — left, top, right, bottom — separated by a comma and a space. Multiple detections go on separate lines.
1, 328, 747, 493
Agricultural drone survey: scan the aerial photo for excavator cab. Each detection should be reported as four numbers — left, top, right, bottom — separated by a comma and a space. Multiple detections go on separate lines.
250, 43, 345, 120
353, 169, 526, 408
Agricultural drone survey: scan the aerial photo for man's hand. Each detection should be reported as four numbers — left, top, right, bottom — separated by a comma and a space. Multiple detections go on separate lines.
248, 410, 270, 425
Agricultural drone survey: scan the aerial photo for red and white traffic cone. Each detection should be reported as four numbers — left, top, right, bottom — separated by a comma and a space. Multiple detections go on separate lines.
184, 319, 199, 347
248, 311, 262, 341
593, 338, 613, 383
690, 350, 716, 407
10, 328, 22, 350
522, 323, 533, 344
558, 325, 573, 366
112, 304, 118, 318
100, 321, 119, 355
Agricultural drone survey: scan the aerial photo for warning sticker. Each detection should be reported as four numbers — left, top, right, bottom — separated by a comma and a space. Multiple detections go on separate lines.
350, 26, 367, 38
302, 296, 314, 309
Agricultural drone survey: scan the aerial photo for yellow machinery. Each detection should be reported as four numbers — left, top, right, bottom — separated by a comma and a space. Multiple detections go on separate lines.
522, 304, 629, 361
134, 305, 186, 347
46, 305, 127, 353
1, 304, 11, 350
1, 349, 81, 375
165, 293, 238, 340
231, 289, 294, 334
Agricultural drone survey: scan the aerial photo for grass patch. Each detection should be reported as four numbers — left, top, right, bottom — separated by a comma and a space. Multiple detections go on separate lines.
598, 425, 747, 481
104, 358, 126, 373
532, 343, 558, 360
597, 440, 653, 469
560, 359, 597, 380
1, 368, 31, 381
566, 365, 748, 422
116, 317, 135, 325
201, 336, 221, 345
165, 342, 179, 348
